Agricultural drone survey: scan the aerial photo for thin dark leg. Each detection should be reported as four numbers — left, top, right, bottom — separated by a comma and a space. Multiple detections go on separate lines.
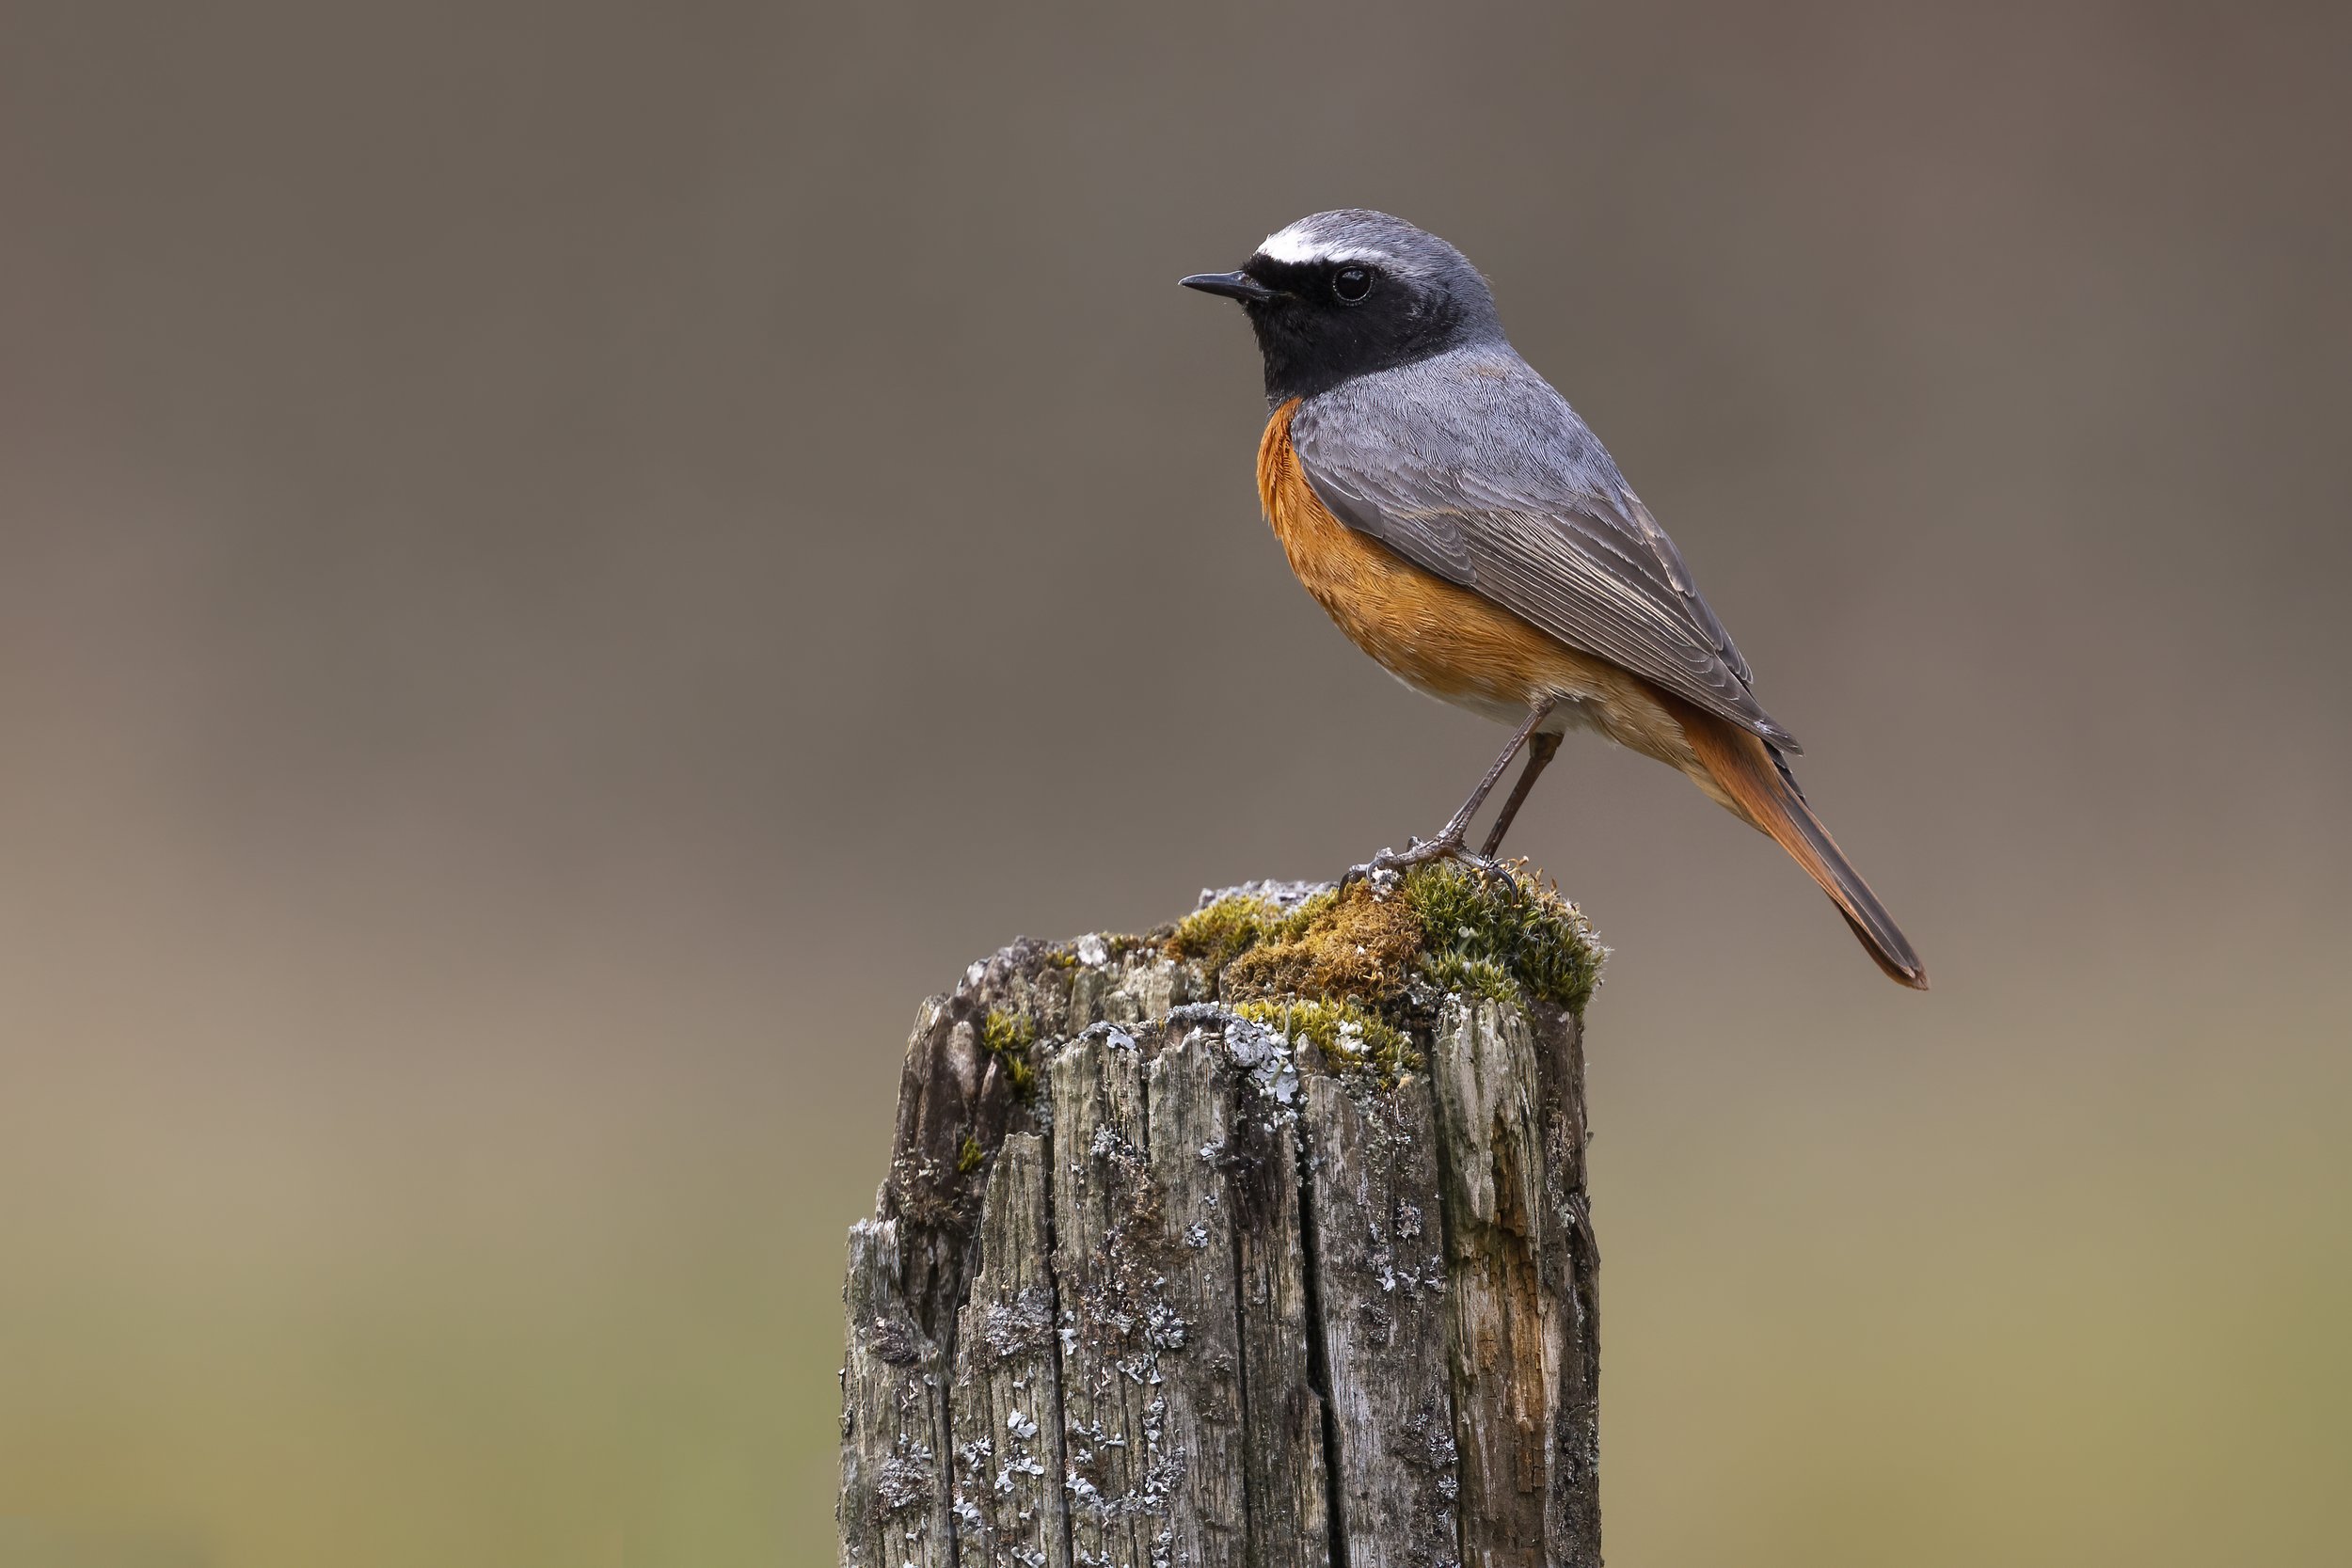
1431, 699, 1559, 847
1344, 699, 1558, 885
1480, 731, 1561, 859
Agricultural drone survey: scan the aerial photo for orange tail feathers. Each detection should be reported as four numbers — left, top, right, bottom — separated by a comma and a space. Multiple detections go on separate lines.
1674, 703, 1930, 990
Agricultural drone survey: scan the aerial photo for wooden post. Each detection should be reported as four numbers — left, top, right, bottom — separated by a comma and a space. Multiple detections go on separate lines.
837, 869, 1605, 1568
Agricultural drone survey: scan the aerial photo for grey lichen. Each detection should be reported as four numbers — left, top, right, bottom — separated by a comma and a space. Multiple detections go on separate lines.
1230, 997, 1418, 1086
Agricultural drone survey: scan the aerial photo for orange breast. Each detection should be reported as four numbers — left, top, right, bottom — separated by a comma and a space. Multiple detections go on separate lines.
1258, 401, 1549, 720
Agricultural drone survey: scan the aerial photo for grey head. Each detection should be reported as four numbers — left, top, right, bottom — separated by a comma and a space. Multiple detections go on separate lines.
1181, 210, 1506, 404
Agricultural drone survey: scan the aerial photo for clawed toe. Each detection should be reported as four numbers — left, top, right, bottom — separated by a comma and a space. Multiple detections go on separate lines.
1341, 832, 1512, 894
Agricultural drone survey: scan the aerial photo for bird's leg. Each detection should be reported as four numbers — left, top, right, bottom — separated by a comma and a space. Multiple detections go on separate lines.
1423, 701, 1562, 851
1480, 730, 1561, 859
1344, 699, 1559, 887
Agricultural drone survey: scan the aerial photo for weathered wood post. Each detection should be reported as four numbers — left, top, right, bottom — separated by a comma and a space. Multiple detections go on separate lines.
837, 864, 1605, 1568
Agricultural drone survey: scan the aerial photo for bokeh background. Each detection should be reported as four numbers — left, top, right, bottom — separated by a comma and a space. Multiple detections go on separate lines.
4, 2, 2348, 1563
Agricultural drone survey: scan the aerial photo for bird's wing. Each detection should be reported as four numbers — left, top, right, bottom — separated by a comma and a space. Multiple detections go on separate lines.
1290, 367, 1797, 751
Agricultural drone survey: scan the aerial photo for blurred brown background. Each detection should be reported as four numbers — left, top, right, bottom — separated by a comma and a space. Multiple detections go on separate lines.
3, 2, 2348, 1564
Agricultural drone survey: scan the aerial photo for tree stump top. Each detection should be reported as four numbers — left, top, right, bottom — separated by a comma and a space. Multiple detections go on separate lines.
839, 864, 1606, 1568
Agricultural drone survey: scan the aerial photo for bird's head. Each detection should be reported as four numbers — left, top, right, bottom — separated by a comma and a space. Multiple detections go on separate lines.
1181, 209, 1503, 404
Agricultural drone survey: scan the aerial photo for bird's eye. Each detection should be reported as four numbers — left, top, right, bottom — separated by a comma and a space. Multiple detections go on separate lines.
1331, 265, 1374, 304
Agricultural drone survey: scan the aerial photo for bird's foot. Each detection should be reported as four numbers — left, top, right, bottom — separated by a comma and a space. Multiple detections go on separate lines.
1338, 832, 1512, 894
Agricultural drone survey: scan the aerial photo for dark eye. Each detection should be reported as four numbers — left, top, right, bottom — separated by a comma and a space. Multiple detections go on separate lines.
1331, 265, 1374, 304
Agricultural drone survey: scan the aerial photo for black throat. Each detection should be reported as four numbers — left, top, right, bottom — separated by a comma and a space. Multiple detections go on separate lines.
1238, 255, 1497, 404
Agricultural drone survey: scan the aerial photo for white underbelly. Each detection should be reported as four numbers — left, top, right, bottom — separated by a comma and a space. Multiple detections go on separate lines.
1386, 668, 1618, 744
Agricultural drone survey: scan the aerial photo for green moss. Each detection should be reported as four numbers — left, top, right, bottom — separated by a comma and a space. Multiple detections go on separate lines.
1219, 886, 1421, 1005
956, 1134, 983, 1177
980, 1008, 1031, 1055
1404, 861, 1604, 1014
1168, 862, 1603, 1030
981, 1008, 1038, 1098
1166, 895, 1288, 973
1232, 997, 1419, 1084
1266, 888, 1339, 939
1418, 952, 1521, 1008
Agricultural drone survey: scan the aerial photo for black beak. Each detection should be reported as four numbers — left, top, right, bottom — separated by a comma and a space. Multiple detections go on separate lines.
1179, 270, 1277, 304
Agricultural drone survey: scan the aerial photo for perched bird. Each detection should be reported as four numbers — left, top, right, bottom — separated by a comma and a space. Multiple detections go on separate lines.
1182, 209, 1926, 988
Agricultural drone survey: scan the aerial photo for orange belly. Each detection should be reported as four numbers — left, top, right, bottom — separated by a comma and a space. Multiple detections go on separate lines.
1257, 400, 1708, 782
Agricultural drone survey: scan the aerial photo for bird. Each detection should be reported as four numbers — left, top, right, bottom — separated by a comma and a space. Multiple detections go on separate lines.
1181, 209, 1927, 989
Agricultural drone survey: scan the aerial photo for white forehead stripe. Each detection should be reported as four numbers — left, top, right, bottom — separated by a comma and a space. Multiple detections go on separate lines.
1256, 220, 1390, 266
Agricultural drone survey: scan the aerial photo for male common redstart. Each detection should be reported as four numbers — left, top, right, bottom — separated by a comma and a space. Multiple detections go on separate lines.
1183, 210, 1927, 989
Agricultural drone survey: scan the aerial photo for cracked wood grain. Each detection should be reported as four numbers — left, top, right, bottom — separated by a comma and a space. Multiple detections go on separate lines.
1048, 1024, 1164, 1568
1227, 1063, 1330, 1568
1430, 998, 1600, 1568
1141, 1031, 1250, 1567
839, 1218, 955, 1568
1303, 1073, 1460, 1568
950, 1133, 1072, 1568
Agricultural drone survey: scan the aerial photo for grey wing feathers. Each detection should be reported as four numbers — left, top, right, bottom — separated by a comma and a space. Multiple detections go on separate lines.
1290, 357, 1798, 751
1302, 463, 1478, 583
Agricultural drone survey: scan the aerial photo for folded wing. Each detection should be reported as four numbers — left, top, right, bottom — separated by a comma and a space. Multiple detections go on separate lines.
1291, 361, 1797, 751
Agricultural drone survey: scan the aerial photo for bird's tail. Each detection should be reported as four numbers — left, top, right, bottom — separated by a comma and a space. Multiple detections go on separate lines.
1676, 704, 1929, 990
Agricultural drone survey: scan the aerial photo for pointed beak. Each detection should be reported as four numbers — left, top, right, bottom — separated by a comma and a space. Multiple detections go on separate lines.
1179, 270, 1277, 304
